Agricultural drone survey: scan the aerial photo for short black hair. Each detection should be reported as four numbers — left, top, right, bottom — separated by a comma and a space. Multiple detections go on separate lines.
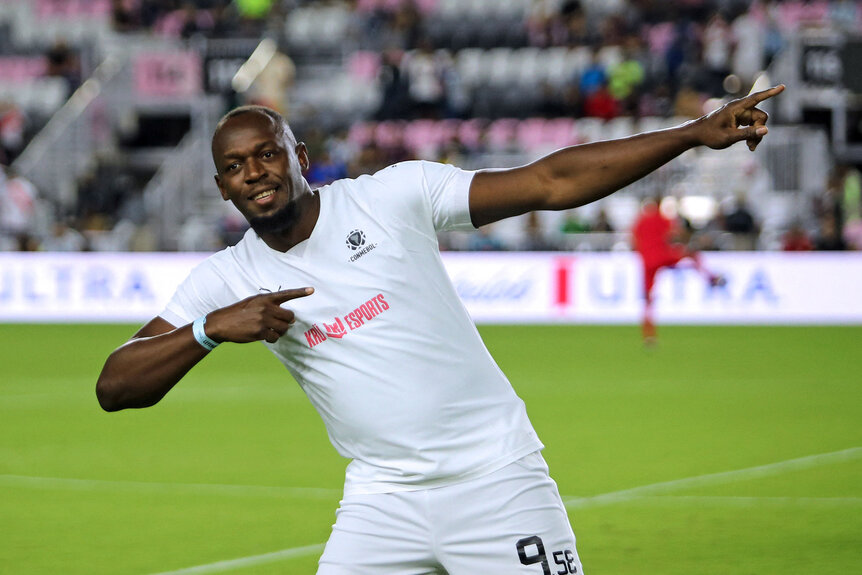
213, 105, 297, 147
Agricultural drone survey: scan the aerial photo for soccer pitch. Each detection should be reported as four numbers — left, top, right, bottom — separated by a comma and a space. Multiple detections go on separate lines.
1, 323, 860, 574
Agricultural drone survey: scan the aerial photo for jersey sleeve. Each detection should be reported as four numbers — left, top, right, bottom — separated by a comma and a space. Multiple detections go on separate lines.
159, 258, 233, 328
417, 161, 477, 232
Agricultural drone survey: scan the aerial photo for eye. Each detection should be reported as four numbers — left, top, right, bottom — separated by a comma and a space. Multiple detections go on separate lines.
262, 150, 274, 159
225, 162, 240, 172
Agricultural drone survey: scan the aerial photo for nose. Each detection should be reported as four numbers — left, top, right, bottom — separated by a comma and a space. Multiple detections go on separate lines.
245, 157, 266, 183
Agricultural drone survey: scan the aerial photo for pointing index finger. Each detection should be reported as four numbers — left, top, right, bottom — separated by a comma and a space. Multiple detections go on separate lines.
269, 287, 315, 304
743, 84, 785, 107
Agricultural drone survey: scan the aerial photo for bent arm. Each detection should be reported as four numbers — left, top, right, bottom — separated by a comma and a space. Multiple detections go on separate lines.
95, 317, 208, 411
95, 287, 314, 412
468, 85, 784, 227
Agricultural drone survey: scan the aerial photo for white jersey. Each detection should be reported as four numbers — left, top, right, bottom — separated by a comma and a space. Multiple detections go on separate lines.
161, 161, 543, 495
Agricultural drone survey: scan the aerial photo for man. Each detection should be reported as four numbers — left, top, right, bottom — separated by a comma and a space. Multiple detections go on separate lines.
632, 195, 725, 346
97, 85, 784, 574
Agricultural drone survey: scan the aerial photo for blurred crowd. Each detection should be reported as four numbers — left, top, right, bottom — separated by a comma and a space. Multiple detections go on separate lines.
2, 0, 862, 252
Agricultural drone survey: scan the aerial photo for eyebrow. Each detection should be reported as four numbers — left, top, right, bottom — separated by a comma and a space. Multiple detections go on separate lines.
220, 139, 279, 160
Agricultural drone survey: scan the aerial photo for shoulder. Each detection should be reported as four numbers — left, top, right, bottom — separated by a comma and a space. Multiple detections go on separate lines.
191, 230, 256, 277
370, 160, 461, 182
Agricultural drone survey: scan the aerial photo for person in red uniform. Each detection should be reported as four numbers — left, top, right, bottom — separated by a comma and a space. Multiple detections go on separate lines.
632, 196, 723, 344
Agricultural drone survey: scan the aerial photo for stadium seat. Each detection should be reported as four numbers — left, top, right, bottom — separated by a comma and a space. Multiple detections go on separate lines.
606, 116, 635, 140
544, 47, 575, 87
486, 47, 515, 87
511, 47, 542, 87
575, 117, 604, 143
597, 45, 623, 69
568, 46, 592, 79
402, 119, 442, 155
455, 48, 486, 89
374, 121, 405, 150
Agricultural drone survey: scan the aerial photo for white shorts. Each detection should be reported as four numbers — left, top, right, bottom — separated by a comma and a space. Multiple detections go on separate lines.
318, 452, 583, 574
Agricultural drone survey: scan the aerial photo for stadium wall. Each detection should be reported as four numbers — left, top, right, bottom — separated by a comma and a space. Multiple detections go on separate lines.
0, 252, 860, 324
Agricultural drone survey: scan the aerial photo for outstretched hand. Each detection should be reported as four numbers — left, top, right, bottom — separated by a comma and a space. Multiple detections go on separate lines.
695, 84, 785, 152
205, 287, 314, 344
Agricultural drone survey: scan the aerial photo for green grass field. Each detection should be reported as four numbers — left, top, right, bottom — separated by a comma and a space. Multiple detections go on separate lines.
1, 324, 860, 574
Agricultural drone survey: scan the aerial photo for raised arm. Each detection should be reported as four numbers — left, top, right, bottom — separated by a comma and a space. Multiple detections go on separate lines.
468, 85, 785, 227
95, 288, 313, 412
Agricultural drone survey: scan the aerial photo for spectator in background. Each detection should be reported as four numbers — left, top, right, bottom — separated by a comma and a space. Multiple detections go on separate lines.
522, 212, 558, 251
829, 0, 859, 31
781, 220, 813, 251
307, 150, 349, 187
560, 209, 591, 234
0, 102, 24, 164
674, 83, 706, 118
235, 0, 274, 34
45, 39, 82, 95
111, 0, 140, 32
723, 192, 760, 250
402, 37, 449, 119
245, 47, 296, 117
467, 225, 505, 251
0, 165, 39, 251
839, 164, 861, 226
583, 82, 619, 120
375, 48, 410, 120
731, 7, 765, 88
702, 11, 734, 96
814, 213, 846, 251
592, 208, 615, 232
40, 217, 88, 252
578, 48, 608, 98
638, 83, 674, 117
842, 215, 862, 250
608, 36, 646, 114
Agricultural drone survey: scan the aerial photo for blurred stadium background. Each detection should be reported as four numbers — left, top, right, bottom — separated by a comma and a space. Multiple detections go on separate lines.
1, 0, 861, 253
1, 0, 861, 574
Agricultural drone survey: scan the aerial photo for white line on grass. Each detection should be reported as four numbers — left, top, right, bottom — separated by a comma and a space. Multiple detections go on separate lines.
142, 446, 862, 574
562, 446, 862, 509
148, 543, 326, 575
0, 474, 342, 500
608, 495, 862, 508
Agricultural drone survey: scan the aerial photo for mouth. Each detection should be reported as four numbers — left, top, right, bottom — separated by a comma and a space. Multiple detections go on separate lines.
248, 186, 279, 206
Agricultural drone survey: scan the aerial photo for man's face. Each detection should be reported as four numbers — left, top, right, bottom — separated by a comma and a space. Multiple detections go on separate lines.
212, 112, 309, 232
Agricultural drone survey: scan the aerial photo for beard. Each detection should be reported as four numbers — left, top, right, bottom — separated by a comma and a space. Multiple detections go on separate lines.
248, 201, 298, 235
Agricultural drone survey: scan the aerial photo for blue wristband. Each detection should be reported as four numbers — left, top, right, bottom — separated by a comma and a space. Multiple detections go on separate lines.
192, 316, 219, 352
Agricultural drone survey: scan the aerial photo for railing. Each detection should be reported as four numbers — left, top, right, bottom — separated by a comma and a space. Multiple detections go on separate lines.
141, 99, 224, 251
11, 56, 127, 211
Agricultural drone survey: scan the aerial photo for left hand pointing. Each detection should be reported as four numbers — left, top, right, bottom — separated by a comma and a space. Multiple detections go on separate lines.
695, 84, 786, 152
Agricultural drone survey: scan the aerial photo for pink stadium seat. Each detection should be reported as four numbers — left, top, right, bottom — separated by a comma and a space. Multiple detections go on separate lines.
35, 0, 110, 18
374, 121, 405, 149
486, 118, 518, 151
515, 118, 547, 152
348, 122, 375, 146
456, 119, 483, 150
403, 119, 439, 154
348, 51, 381, 82
544, 118, 577, 148
0, 57, 46, 83
516, 118, 578, 154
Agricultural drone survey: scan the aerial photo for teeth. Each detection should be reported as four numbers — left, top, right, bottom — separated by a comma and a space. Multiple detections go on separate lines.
251, 188, 276, 201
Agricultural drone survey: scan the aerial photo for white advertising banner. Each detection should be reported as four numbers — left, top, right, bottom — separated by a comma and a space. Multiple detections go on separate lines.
0, 252, 860, 324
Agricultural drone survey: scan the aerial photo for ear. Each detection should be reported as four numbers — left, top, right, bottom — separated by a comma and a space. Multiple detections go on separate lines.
295, 142, 309, 173
214, 174, 229, 201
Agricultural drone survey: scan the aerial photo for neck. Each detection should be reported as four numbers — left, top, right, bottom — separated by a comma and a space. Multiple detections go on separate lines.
258, 190, 320, 252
